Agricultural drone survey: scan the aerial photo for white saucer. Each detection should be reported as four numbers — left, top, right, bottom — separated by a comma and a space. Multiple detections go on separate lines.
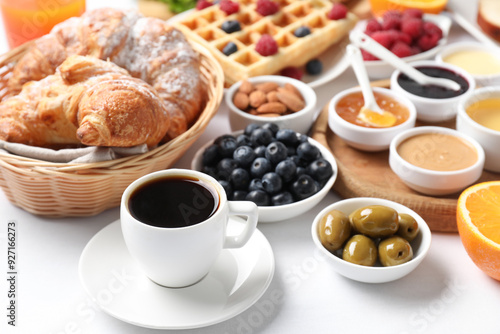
78, 218, 275, 330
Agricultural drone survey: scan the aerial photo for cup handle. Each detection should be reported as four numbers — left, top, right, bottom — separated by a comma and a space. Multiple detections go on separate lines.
224, 201, 258, 248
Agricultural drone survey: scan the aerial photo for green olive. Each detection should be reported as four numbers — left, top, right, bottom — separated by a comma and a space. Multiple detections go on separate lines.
349, 205, 399, 238
378, 236, 413, 267
342, 234, 377, 266
397, 213, 419, 242
318, 209, 351, 253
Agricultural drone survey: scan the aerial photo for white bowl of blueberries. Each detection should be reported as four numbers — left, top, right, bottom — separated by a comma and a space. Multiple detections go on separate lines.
191, 123, 338, 223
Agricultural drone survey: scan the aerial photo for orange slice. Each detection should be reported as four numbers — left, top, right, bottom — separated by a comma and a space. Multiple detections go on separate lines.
386, 0, 448, 14
456, 181, 500, 281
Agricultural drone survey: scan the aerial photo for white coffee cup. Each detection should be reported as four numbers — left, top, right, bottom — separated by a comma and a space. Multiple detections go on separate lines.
120, 169, 258, 288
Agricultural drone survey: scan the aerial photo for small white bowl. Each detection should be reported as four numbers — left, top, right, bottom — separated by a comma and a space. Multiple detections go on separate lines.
328, 86, 417, 152
436, 41, 500, 87
311, 197, 432, 284
389, 126, 485, 196
390, 60, 476, 123
457, 86, 500, 173
191, 130, 338, 223
226, 75, 317, 134
351, 14, 452, 79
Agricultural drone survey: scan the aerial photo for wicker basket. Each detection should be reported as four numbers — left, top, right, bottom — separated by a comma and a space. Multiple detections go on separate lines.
0, 42, 224, 217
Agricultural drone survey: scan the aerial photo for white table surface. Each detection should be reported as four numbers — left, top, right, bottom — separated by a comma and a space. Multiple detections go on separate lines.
1, 1, 500, 333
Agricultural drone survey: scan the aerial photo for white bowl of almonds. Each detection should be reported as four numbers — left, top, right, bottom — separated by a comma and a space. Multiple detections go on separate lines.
226, 75, 318, 134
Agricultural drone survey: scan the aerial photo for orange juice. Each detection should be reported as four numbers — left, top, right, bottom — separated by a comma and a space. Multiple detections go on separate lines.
0, 0, 86, 48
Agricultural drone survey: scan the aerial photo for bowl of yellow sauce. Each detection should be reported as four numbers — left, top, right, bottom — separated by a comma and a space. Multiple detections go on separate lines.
328, 87, 417, 152
436, 41, 500, 87
389, 126, 485, 196
457, 86, 500, 173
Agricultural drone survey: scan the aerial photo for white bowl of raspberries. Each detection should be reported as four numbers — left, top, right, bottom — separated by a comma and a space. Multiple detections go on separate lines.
191, 123, 338, 223
349, 9, 452, 79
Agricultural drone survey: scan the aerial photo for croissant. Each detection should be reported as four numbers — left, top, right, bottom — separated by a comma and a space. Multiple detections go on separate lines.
6, 8, 204, 141
0, 56, 170, 148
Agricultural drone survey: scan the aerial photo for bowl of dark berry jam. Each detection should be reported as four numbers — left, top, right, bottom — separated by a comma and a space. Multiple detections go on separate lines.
390, 60, 475, 123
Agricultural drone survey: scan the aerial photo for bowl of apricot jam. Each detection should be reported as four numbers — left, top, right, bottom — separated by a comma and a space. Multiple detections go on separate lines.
328, 87, 416, 152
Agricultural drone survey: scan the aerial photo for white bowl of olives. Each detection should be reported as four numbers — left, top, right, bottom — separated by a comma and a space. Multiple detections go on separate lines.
311, 197, 431, 283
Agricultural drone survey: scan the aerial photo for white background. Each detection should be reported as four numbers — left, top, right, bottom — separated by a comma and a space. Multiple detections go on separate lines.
1, 0, 500, 333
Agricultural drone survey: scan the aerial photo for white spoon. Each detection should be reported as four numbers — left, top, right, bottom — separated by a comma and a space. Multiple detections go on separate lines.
350, 30, 462, 91
346, 44, 397, 128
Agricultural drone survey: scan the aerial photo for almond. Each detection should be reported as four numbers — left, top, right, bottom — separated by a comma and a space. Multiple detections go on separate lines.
255, 82, 280, 93
233, 92, 250, 110
256, 102, 287, 114
267, 91, 279, 102
283, 83, 304, 101
249, 90, 267, 108
276, 90, 305, 112
239, 80, 254, 94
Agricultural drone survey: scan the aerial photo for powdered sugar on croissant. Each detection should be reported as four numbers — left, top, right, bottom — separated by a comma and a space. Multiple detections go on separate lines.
7, 8, 203, 141
0, 56, 170, 148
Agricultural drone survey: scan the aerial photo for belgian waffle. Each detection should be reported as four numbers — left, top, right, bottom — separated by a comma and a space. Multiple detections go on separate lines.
173, 0, 358, 85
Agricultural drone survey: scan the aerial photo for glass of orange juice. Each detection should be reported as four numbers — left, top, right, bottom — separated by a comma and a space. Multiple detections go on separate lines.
0, 0, 86, 49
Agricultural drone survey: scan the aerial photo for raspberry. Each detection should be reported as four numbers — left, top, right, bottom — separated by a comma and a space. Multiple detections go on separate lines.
255, 34, 278, 56
361, 49, 378, 61
219, 0, 239, 15
256, 0, 280, 16
280, 67, 303, 80
417, 33, 440, 51
327, 3, 348, 20
401, 18, 424, 39
381, 15, 401, 30
370, 30, 395, 49
410, 45, 421, 55
390, 41, 412, 58
364, 18, 382, 34
422, 21, 443, 39
382, 9, 402, 20
395, 31, 412, 45
196, 0, 213, 10
402, 8, 423, 20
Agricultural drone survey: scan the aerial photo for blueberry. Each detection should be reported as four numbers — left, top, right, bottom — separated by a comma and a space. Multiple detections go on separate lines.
233, 145, 256, 168
271, 191, 294, 206
294, 26, 311, 37
286, 146, 296, 156
296, 141, 320, 162
236, 134, 252, 147
221, 20, 241, 34
249, 178, 264, 192
230, 168, 250, 190
275, 159, 297, 183
261, 122, 280, 135
290, 154, 308, 168
254, 145, 267, 157
244, 123, 261, 137
218, 179, 233, 198
306, 158, 333, 181
305, 59, 323, 75
290, 174, 319, 201
297, 133, 309, 143
276, 128, 299, 146
202, 165, 218, 178
261, 172, 282, 194
216, 158, 239, 180
222, 41, 238, 56
232, 190, 248, 201
245, 190, 271, 206
202, 144, 221, 166
296, 166, 306, 178
250, 157, 273, 178
250, 128, 274, 146
265, 141, 288, 165
215, 135, 237, 157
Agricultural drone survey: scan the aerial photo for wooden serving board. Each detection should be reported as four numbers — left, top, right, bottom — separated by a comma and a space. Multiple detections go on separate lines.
310, 102, 500, 233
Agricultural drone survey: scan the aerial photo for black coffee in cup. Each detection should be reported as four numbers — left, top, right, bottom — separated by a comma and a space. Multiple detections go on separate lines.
128, 176, 219, 228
